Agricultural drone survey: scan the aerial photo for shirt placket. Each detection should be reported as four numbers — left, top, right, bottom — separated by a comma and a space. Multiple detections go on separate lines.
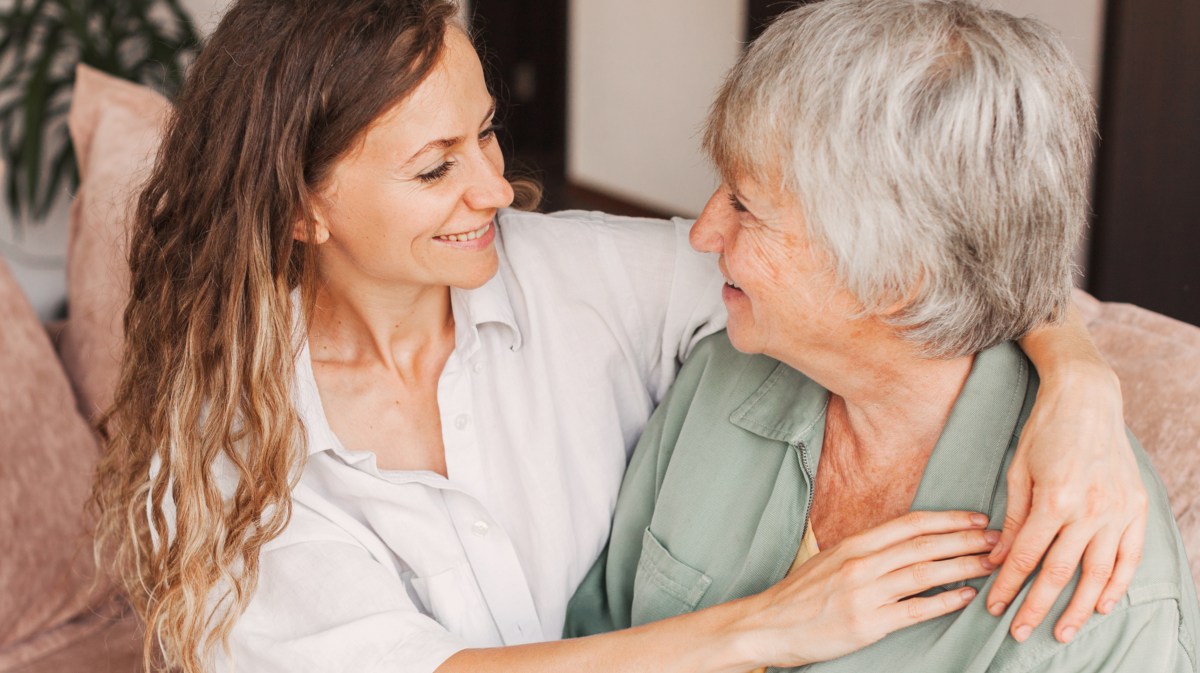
438, 345, 543, 645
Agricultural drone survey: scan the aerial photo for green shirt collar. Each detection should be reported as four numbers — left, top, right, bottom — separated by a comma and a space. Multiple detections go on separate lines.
728, 341, 1032, 517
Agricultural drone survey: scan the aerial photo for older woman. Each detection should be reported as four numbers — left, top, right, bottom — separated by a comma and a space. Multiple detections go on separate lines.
565, 1, 1199, 671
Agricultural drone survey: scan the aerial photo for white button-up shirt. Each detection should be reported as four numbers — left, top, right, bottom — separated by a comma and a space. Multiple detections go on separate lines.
219, 210, 726, 673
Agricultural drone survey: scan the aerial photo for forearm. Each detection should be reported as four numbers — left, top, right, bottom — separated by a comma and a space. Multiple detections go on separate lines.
437, 595, 762, 673
1018, 305, 1117, 388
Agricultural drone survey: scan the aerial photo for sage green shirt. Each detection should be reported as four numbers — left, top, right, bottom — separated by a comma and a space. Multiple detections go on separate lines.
565, 332, 1200, 672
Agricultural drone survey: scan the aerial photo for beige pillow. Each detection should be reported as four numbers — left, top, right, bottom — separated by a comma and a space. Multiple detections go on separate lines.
61, 64, 169, 420
0, 256, 109, 659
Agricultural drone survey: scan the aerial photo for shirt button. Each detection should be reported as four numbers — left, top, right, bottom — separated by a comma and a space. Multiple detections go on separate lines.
473, 362, 484, 373
471, 520, 490, 537
454, 414, 470, 430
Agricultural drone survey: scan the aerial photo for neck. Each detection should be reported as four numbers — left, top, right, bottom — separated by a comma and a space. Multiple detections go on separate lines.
308, 271, 455, 374
774, 320, 974, 463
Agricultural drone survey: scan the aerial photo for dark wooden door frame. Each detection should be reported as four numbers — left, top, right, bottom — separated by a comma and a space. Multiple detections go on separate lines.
1089, 0, 1200, 325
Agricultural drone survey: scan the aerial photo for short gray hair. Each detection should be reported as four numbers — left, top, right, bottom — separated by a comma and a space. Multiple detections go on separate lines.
705, 0, 1095, 358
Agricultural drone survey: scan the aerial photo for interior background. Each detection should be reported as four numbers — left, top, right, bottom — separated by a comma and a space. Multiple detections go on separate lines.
2, 0, 1194, 326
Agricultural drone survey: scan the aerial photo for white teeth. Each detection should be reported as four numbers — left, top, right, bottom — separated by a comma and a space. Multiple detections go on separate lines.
437, 222, 491, 242
724, 277, 740, 289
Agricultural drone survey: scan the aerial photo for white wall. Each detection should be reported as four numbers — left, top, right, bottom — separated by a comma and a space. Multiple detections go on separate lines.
179, 0, 231, 35
567, 0, 746, 217
991, 0, 1107, 95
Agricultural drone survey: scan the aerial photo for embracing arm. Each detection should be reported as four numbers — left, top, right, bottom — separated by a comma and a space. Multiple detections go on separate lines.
1004, 305, 1148, 643
438, 511, 994, 673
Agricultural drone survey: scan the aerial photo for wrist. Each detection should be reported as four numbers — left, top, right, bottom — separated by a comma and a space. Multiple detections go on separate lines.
714, 591, 790, 671
1039, 356, 1122, 403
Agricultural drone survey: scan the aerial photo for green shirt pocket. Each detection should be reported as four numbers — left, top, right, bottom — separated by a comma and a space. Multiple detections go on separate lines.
632, 527, 714, 625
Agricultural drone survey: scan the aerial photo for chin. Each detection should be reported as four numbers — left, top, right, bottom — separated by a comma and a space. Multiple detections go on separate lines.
725, 321, 763, 355
452, 257, 500, 290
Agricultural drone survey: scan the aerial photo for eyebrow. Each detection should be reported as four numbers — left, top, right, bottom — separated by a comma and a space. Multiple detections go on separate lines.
404, 99, 497, 167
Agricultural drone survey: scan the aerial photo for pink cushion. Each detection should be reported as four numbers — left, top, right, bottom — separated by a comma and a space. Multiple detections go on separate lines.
61, 64, 169, 420
0, 258, 109, 664
1074, 289, 1200, 586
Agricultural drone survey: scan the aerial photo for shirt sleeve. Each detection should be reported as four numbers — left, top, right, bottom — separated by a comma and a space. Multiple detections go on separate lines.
653, 218, 728, 400
1006, 599, 1196, 673
218, 510, 467, 673
563, 336, 713, 637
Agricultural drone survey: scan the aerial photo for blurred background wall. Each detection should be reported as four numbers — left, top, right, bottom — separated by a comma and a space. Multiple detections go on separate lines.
2, 0, 1195, 325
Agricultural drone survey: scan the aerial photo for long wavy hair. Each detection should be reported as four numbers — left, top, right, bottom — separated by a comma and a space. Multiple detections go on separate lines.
90, 1, 539, 670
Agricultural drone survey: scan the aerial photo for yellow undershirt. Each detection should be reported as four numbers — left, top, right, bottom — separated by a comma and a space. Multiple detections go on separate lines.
749, 522, 820, 673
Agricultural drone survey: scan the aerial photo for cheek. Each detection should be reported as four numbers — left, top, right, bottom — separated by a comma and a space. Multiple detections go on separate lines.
731, 229, 798, 294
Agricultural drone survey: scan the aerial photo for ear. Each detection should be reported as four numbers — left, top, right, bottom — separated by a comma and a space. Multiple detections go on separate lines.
293, 188, 332, 245
293, 217, 330, 245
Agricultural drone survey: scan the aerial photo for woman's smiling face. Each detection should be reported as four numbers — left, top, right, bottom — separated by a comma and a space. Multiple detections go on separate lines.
689, 175, 862, 360
309, 28, 514, 292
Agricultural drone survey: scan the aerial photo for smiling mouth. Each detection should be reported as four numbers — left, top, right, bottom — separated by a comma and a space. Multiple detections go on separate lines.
724, 276, 742, 290
435, 222, 492, 242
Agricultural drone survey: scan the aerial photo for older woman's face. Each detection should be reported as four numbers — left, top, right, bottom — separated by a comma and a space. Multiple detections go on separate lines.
690, 176, 861, 359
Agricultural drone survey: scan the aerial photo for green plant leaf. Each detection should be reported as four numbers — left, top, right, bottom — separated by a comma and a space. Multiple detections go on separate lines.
19, 21, 65, 220
1, 0, 200, 224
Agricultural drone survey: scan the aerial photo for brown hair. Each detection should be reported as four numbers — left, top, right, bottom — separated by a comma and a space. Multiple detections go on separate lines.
91, 1, 537, 670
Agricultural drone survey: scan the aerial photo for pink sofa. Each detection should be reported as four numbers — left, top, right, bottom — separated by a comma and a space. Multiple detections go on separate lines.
1, 65, 1198, 672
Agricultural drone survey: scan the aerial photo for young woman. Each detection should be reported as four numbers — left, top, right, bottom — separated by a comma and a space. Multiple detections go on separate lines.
92, 1, 1146, 672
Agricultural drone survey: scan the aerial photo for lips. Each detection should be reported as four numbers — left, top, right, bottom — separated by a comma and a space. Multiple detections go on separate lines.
435, 221, 491, 242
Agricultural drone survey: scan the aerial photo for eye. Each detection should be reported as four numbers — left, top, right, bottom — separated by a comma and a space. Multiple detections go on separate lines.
727, 192, 749, 213
416, 159, 457, 183
479, 122, 502, 143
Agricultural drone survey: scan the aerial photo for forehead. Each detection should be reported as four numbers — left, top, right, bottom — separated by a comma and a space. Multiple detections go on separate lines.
357, 29, 491, 159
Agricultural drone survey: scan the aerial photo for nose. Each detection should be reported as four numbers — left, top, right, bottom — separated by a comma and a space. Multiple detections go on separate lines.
689, 188, 731, 254
464, 145, 515, 211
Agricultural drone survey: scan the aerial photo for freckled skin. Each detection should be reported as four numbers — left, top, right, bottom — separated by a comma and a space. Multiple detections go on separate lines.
690, 176, 971, 549
311, 29, 513, 294
304, 30, 515, 475
689, 178, 863, 363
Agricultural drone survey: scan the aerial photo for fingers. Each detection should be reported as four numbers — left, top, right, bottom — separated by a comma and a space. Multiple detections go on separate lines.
990, 462, 1032, 566
879, 586, 978, 631
1007, 522, 1094, 642
883, 528, 1000, 573
881, 553, 996, 601
842, 510, 990, 558
985, 509, 1059, 619
1098, 512, 1146, 614
1051, 528, 1120, 643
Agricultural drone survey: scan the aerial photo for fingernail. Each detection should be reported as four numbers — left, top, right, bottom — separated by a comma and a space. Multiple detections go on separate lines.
984, 530, 1001, 544
981, 556, 998, 570
1100, 600, 1116, 614
989, 539, 1007, 562
971, 513, 989, 526
960, 588, 977, 601
988, 602, 1006, 616
1014, 625, 1032, 642
1060, 626, 1078, 643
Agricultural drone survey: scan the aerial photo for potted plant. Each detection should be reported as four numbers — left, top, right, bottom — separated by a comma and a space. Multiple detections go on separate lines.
0, 0, 201, 226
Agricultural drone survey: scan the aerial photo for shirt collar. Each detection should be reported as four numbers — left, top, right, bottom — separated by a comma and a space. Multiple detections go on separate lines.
729, 341, 1034, 516
450, 257, 523, 356
911, 342, 1035, 517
